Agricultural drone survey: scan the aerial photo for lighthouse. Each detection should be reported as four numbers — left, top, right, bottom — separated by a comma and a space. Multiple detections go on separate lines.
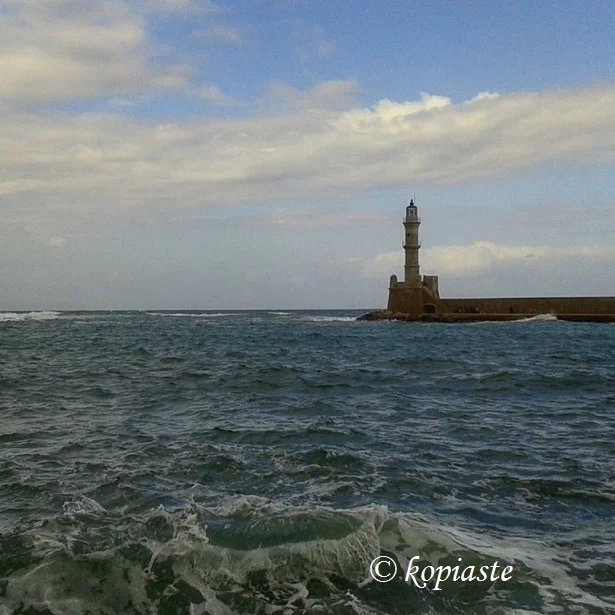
382, 198, 615, 319
403, 199, 421, 288
388, 199, 439, 314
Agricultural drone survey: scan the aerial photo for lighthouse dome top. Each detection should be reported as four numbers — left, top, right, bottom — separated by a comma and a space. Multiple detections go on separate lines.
405, 199, 419, 221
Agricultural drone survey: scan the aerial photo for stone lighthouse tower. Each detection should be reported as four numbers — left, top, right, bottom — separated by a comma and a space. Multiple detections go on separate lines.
403, 199, 421, 288
388, 198, 438, 314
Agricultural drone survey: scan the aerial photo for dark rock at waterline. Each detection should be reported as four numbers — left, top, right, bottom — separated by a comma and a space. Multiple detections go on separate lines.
357, 310, 615, 323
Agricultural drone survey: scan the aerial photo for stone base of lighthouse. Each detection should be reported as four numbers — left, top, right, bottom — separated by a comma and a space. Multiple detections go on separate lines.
387, 276, 440, 315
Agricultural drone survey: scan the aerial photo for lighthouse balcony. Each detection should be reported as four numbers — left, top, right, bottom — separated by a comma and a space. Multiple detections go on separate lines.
403, 216, 421, 223
403, 243, 421, 249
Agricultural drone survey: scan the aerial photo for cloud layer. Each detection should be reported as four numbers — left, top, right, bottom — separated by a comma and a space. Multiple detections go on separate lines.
2, 84, 615, 228
1, 1, 614, 233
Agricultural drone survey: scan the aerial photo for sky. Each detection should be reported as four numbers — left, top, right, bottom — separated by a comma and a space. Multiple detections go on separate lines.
1, 0, 614, 310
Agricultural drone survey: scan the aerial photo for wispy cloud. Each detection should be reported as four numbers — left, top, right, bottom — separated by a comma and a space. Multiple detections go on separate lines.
262, 79, 359, 110
46, 236, 68, 248
141, 0, 223, 16
294, 23, 336, 62
314, 39, 336, 58
201, 24, 244, 45
200, 84, 241, 106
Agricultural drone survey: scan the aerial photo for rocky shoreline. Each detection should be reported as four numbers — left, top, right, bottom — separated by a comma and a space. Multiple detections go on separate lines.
357, 311, 615, 323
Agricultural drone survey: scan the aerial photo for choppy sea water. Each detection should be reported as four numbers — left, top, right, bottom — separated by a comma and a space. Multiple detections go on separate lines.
1, 310, 614, 615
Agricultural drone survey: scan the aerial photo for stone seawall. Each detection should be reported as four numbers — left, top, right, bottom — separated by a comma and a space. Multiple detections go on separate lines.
439, 296, 615, 315
387, 287, 615, 317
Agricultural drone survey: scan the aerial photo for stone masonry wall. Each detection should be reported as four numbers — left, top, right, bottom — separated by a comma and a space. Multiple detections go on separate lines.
387, 287, 615, 315
439, 296, 615, 315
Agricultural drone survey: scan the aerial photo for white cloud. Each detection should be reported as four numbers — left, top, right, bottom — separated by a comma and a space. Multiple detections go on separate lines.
353, 243, 615, 280
424, 243, 615, 276
0, 0, 191, 104
336, 92, 453, 125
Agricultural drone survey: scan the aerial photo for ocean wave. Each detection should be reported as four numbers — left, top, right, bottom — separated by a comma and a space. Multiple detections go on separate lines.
0, 310, 61, 322
1, 500, 609, 615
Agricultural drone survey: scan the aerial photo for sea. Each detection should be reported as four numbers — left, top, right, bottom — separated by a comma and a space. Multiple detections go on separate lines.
1, 310, 614, 615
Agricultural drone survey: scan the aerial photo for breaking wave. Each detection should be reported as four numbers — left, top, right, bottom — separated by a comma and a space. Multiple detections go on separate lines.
2, 498, 608, 615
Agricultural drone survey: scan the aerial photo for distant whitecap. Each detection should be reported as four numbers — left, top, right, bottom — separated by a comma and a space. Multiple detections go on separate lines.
0, 311, 61, 322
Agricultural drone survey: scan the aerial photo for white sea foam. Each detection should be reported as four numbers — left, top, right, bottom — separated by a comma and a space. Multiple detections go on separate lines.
268, 311, 292, 315
146, 312, 244, 318
62, 496, 107, 518
0, 310, 61, 322
469, 313, 561, 325
206, 494, 284, 518
515, 313, 559, 323
303, 315, 358, 323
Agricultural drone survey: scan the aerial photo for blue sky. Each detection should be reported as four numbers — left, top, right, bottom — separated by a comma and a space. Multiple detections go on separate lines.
1, 0, 614, 309
146, 1, 615, 109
